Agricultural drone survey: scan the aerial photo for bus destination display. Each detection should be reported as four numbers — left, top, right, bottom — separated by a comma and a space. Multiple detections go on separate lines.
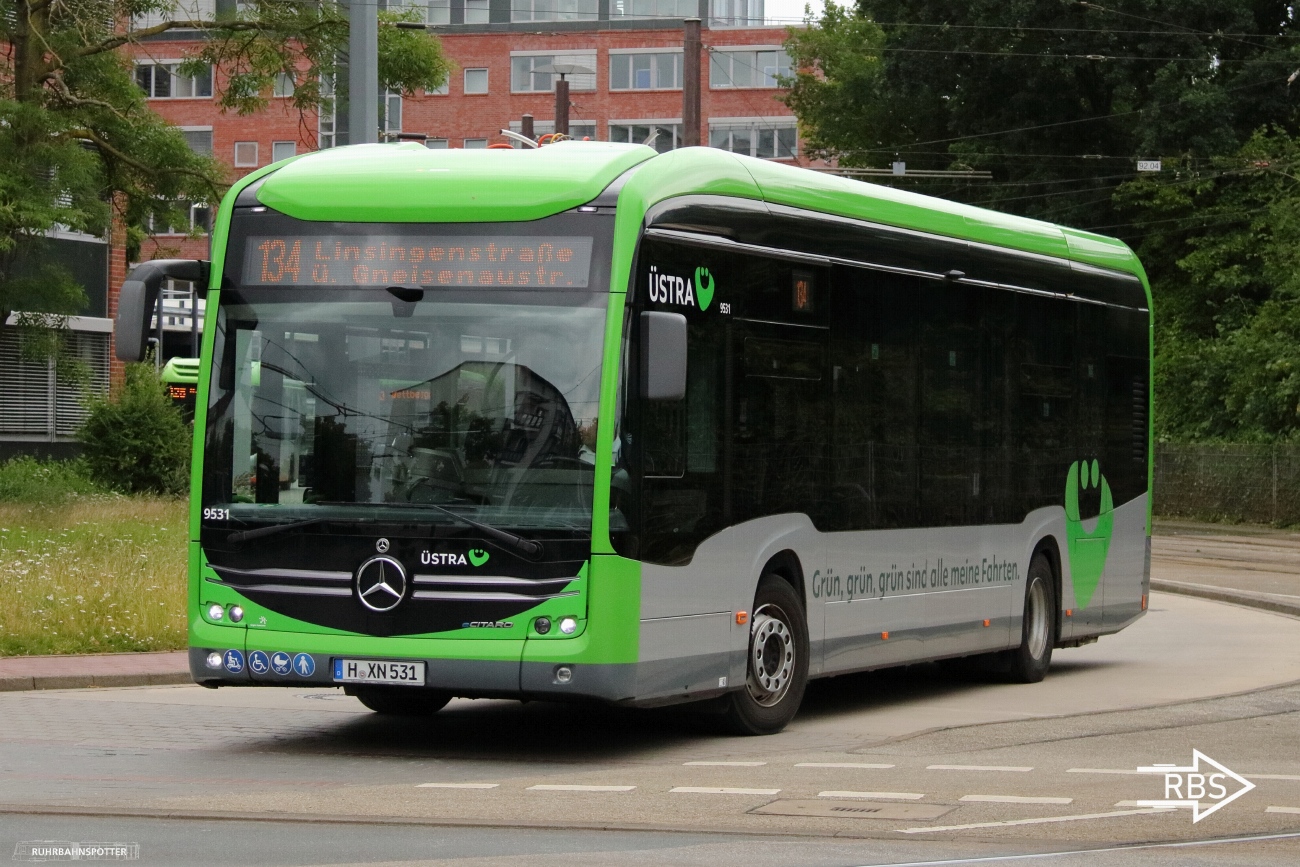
244, 235, 594, 288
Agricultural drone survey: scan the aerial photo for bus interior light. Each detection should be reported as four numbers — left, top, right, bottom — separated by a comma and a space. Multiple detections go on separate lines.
559, 617, 577, 635
205, 652, 223, 669
229, 606, 244, 623
208, 603, 224, 621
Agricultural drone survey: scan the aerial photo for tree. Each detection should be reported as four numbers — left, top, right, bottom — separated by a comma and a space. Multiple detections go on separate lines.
0, 0, 448, 355
783, 1, 1300, 233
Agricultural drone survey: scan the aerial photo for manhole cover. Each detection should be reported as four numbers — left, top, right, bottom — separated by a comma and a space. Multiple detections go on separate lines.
750, 800, 955, 820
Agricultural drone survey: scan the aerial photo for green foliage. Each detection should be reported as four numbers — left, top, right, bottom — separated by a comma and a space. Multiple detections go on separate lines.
0, 456, 108, 503
0, 0, 449, 350
77, 362, 192, 495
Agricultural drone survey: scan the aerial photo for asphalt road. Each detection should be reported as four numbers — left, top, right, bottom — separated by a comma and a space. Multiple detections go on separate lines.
2, 590, 1300, 865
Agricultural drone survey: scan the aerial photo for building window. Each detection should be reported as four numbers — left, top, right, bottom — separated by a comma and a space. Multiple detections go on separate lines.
610, 51, 682, 90
609, 122, 681, 152
465, 0, 489, 24
391, 0, 450, 24
181, 128, 213, 155
611, 0, 698, 19
233, 141, 259, 167
429, 79, 449, 96
273, 72, 295, 97
319, 75, 337, 149
512, 0, 598, 22
709, 0, 764, 27
426, 139, 449, 149
384, 90, 402, 135
709, 120, 797, 159
508, 120, 597, 143
272, 141, 297, 162
147, 201, 214, 236
0, 328, 109, 439
135, 62, 213, 98
464, 68, 489, 94
464, 138, 488, 148
710, 48, 790, 88
510, 53, 597, 93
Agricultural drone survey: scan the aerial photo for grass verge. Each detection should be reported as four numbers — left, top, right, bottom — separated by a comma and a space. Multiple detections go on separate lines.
0, 497, 188, 656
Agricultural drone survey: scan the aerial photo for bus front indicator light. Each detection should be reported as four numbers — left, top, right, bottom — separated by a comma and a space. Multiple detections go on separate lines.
534, 617, 551, 635
559, 617, 577, 635
208, 604, 224, 622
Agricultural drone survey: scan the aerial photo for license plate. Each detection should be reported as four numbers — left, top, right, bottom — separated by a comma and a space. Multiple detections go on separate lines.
332, 658, 426, 686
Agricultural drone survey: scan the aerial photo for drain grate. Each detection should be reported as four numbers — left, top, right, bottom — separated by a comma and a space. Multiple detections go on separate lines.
750, 800, 956, 821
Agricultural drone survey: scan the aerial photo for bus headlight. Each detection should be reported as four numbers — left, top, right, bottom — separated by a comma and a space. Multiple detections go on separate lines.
229, 606, 244, 623
559, 617, 577, 635
207, 603, 224, 621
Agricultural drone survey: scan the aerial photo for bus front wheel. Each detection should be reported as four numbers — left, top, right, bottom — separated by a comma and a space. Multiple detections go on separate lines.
724, 574, 809, 736
347, 685, 452, 716
1005, 552, 1057, 683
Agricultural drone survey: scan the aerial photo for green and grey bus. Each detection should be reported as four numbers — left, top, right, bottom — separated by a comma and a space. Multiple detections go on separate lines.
116, 142, 1151, 734
160, 356, 200, 423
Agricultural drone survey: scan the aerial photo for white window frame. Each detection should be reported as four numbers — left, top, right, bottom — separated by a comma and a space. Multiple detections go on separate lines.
233, 141, 259, 167
608, 119, 682, 151
179, 126, 214, 156
610, 0, 700, 21
609, 48, 684, 91
708, 116, 798, 160
271, 141, 297, 162
511, 0, 598, 23
463, 68, 489, 95
135, 60, 213, 99
426, 138, 449, 149
465, 0, 489, 24
464, 138, 489, 148
510, 50, 597, 93
273, 72, 295, 98
709, 46, 791, 89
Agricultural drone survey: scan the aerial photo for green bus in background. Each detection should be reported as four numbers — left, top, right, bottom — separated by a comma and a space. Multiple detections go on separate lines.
160, 357, 200, 423
116, 142, 1151, 735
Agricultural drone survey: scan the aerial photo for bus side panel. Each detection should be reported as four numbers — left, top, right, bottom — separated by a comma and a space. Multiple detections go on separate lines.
1101, 493, 1149, 632
637, 514, 821, 702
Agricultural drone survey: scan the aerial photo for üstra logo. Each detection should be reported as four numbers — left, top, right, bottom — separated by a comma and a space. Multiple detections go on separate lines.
1064, 459, 1113, 609
648, 264, 715, 310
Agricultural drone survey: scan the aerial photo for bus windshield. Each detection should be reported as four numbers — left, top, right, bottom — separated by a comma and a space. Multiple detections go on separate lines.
201, 286, 608, 534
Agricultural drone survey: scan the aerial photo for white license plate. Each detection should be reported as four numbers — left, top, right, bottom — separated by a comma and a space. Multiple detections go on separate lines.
332, 658, 426, 686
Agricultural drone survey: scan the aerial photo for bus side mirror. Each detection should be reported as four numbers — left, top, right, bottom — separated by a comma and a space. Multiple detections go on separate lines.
639, 311, 687, 401
115, 259, 210, 361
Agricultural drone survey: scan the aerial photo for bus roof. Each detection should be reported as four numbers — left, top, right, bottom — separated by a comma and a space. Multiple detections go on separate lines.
160, 357, 200, 384
251, 141, 1142, 278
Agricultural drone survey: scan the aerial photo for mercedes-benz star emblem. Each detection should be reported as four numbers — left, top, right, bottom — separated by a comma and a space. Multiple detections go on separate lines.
355, 556, 407, 613
375, 538, 390, 553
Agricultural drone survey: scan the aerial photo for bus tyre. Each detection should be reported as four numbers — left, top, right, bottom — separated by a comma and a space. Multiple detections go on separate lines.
1007, 553, 1057, 683
347, 685, 452, 716
724, 575, 809, 736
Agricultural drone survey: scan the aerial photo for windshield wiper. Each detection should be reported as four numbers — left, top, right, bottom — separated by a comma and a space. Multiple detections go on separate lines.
225, 518, 325, 545
319, 501, 545, 562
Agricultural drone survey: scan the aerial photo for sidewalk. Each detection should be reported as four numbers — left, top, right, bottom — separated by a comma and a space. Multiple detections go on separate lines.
1151, 519, 1300, 617
0, 650, 189, 692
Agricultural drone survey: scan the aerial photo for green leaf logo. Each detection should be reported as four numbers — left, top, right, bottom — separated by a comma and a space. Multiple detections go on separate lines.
468, 549, 490, 568
694, 267, 714, 310
1064, 459, 1113, 609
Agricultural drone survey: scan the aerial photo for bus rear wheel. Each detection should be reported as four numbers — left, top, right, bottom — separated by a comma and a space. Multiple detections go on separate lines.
1005, 552, 1057, 683
346, 685, 452, 716
724, 574, 809, 736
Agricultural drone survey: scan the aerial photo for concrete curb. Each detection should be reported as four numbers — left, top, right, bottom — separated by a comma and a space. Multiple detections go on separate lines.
0, 672, 191, 692
1151, 579, 1300, 618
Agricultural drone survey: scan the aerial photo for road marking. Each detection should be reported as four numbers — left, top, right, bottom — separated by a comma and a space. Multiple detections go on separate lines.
797, 762, 896, 769
897, 807, 1171, 834
927, 765, 1033, 772
526, 784, 635, 792
1267, 805, 1300, 814
416, 782, 498, 789
1072, 768, 1300, 781
1115, 800, 1189, 809
820, 790, 925, 800
683, 761, 767, 766
670, 786, 781, 795
959, 795, 1072, 805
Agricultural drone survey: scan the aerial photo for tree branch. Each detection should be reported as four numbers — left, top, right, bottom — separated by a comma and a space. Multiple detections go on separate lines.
73, 20, 265, 60
68, 127, 226, 201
